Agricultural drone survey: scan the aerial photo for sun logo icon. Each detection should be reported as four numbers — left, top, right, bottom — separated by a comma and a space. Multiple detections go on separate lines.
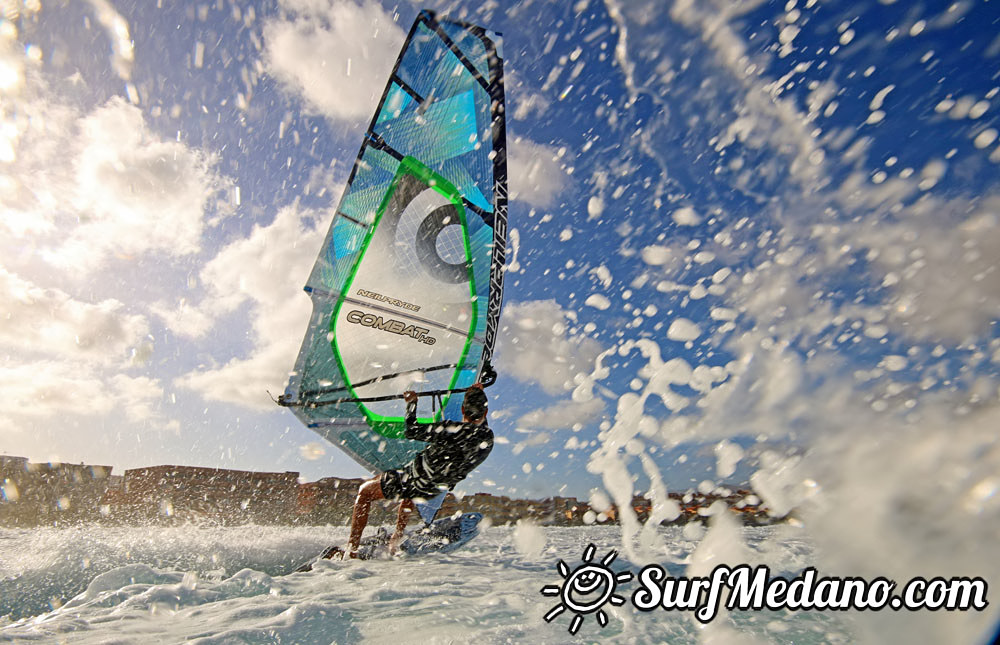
540, 543, 633, 635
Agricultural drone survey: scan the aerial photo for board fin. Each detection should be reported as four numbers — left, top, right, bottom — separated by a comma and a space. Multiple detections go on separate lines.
415, 492, 448, 525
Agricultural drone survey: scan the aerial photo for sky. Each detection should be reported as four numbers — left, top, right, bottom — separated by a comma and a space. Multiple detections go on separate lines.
1, 0, 999, 510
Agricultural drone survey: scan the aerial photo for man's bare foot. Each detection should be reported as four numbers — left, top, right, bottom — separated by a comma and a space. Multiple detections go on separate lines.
321, 546, 347, 561
388, 532, 404, 555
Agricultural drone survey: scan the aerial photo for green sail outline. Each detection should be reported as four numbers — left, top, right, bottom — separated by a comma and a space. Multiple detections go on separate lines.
328, 155, 478, 438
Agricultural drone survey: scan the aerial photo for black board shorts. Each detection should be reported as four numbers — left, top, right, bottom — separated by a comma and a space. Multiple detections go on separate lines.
379, 469, 442, 501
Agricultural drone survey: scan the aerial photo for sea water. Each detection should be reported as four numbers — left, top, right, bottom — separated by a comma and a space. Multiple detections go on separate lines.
0, 520, 936, 644
0, 522, 840, 644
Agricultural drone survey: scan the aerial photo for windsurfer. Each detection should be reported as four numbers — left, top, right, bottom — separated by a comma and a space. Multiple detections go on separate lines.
343, 384, 493, 558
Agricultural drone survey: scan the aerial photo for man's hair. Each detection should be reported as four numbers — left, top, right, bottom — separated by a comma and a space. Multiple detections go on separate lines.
462, 387, 488, 421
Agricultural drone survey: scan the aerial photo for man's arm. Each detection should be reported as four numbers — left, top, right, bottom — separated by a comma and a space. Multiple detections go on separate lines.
402, 391, 441, 442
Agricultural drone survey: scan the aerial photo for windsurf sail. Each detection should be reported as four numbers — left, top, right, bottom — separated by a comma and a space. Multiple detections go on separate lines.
279, 10, 507, 474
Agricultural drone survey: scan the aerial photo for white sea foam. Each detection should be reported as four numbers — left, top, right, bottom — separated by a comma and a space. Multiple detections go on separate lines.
1, 524, 851, 644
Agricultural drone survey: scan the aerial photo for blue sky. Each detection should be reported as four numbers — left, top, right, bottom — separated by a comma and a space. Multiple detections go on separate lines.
2, 0, 999, 509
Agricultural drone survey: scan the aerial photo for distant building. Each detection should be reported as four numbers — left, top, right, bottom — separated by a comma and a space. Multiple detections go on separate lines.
434, 493, 598, 526
0, 455, 783, 527
113, 465, 300, 525
0, 455, 29, 472
1, 457, 113, 526
296, 476, 367, 524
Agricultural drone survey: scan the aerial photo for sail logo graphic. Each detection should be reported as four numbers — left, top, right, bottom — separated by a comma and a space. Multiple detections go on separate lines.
355, 288, 421, 313
345, 310, 436, 345
540, 543, 633, 635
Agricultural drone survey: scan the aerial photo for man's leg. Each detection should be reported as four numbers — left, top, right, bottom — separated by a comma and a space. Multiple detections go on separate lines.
389, 499, 415, 554
348, 477, 385, 557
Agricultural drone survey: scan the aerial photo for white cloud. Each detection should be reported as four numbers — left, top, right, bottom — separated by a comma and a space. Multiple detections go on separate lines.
148, 299, 215, 339
504, 63, 569, 209
177, 342, 296, 411
45, 97, 230, 271
172, 204, 328, 410
516, 397, 605, 431
508, 135, 570, 208
512, 90, 552, 122
109, 374, 163, 422
0, 364, 164, 435
0, 267, 149, 365
0, 362, 160, 423
512, 431, 551, 456
1, 88, 230, 272
0, 51, 215, 439
262, 0, 405, 123
497, 299, 605, 395
0, 362, 114, 421
200, 205, 323, 320
0, 93, 79, 238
